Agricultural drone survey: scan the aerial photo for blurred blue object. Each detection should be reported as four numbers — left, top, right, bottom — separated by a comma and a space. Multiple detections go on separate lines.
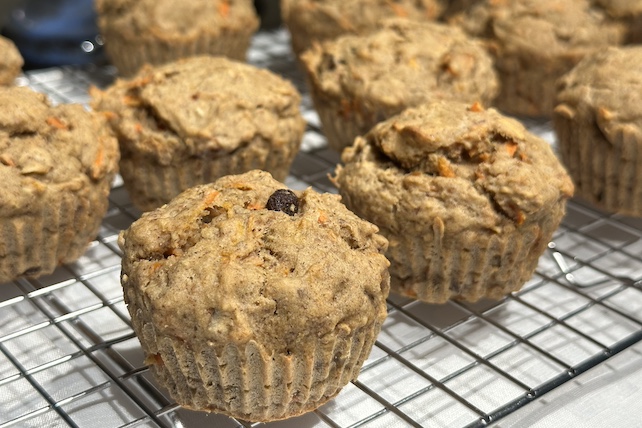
1, 0, 105, 68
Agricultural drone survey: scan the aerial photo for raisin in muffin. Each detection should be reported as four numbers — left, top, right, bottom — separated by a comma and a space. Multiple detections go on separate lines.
95, 0, 259, 76
119, 170, 390, 421
281, 0, 445, 56
554, 46, 642, 217
446, 0, 626, 117
0, 35, 23, 85
301, 18, 498, 152
334, 100, 574, 303
0, 86, 119, 283
91, 56, 305, 212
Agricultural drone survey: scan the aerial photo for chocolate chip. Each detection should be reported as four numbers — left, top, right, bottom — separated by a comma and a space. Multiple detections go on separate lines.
266, 189, 299, 216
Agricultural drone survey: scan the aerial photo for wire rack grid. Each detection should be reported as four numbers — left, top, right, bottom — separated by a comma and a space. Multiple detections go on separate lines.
1, 29, 642, 428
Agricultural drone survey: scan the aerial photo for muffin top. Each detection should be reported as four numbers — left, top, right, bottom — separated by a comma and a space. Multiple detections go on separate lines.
301, 19, 498, 110
282, 0, 444, 50
0, 86, 119, 217
335, 101, 574, 234
449, 0, 626, 58
95, 0, 259, 41
91, 56, 305, 165
555, 46, 642, 144
0, 35, 23, 86
119, 170, 390, 354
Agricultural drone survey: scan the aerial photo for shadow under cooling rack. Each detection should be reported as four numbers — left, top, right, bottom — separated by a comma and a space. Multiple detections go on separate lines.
1, 29, 642, 428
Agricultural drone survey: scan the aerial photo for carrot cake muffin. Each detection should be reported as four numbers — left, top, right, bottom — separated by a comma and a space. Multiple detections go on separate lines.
446, 0, 626, 117
91, 56, 305, 212
554, 46, 642, 217
0, 35, 23, 85
334, 100, 574, 303
301, 19, 499, 152
0, 86, 119, 283
95, 0, 260, 76
119, 170, 390, 421
281, 0, 445, 56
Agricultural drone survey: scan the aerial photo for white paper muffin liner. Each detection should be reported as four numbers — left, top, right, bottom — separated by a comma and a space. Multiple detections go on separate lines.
310, 90, 392, 153
134, 315, 381, 421
339, 193, 567, 303
555, 111, 642, 217
0, 188, 109, 283
384, 224, 548, 303
102, 31, 255, 77
120, 140, 297, 212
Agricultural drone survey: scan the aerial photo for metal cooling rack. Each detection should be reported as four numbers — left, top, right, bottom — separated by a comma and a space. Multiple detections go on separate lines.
1, 28, 642, 428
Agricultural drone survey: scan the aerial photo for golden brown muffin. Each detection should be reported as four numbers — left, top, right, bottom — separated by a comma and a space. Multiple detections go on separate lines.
447, 0, 626, 117
334, 100, 574, 303
301, 18, 499, 152
554, 46, 642, 217
0, 86, 119, 283
0, 35, 23, 85
119, 170, 390, 421
91, 56, 305, 212
282, 0, 445, 56
95, 0, 260, 76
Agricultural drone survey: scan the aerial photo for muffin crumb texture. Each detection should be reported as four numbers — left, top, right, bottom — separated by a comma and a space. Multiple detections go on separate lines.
91, 56, 305, 211
0, 86, 119, 282
554, 46, 642, 216
119, 170, 390, 421
335, 101, 573, 302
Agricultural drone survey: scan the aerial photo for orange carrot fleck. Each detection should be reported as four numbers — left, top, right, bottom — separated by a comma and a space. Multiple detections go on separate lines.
318, 211, 329, 224
46, 117, 68, 130
102, 111, 118, 121
388, 2, 408, 17
218, 0, 230, 18
469, 102, 484, 112
92, 146, 105, 178
203, 190, 221, 206
247, 202, 263, 210
505, 142, 518, 157
123, 95, 141, 107
437, 157, 456, 178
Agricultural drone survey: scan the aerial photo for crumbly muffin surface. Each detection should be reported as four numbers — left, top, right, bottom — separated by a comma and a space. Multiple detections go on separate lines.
119, 170, 390, 355
334, 101, 573, 301
554, 46, 642, 215
452, 0, 624, 50
95, 0, 259, 41
0, 86, 119, 218
282, 0, 445, 53
0, 35, 23, 86
91, 56, 305, 165
446, 0, 626, 116
302, 19, 498, 111
556, 46, 642, 133
336, 101, 573, 233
